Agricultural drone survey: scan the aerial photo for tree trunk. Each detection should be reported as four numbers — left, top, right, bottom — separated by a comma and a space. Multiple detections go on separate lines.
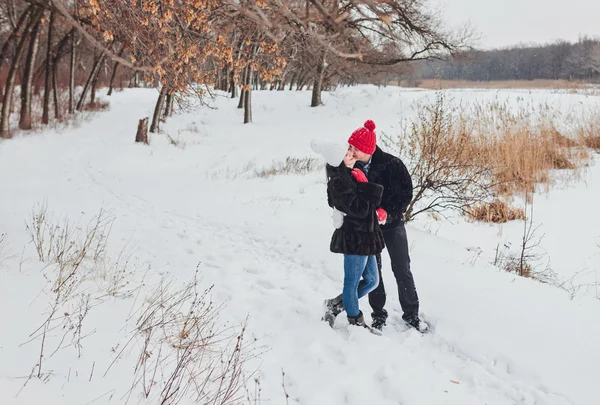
149, 86, 167, 133
132, 48, 140, 88
77, 52, 104, 111
244, 67, 253, 124
237, 67, 247, 109
164, 92, 174, 117
90, 72, 98, 104
107, 48, 123, 96
296, 71, 307, 90
230, 79, 237, 98
237, 88, 246, 109
215, 63, 222, 90
277, 71, 287, 91
30, 28, 73, 99
91, 56, 104, 105
169, 93, 175, 116
311, 53, 326, 107
0, 5, 31, 65
7, 0, 18, 29
0, 5, 32, 100
107, 60, 119, 96
52, 55, 61, 120
221, 66, 229, 91
0, 8, 40, 138
230, 35, 245, 99
230, 69, 237, 98
42, 12, 54, 125
135, 117, 149, 144
19, 17, 42, 130
68, 29, 76, 114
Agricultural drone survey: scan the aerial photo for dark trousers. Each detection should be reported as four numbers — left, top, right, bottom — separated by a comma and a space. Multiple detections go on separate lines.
368, 223, 419, 322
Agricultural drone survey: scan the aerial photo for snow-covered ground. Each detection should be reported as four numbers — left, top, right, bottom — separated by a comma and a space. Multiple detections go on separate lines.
1, 85, 599, 405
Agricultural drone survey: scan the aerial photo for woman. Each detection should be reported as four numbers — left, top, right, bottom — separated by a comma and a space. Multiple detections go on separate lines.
311, 140, 385, 329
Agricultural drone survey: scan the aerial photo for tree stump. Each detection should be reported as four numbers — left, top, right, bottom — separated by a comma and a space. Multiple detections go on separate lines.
136, 117, 149, 144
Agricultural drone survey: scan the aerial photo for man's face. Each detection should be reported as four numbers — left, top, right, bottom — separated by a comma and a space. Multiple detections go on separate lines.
343, 147, 356, 168
349, 144, 371, 163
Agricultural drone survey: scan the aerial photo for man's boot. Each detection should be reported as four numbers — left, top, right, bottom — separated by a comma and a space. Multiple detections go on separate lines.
322, 294, 344, 327
403, 314, 429, 333
348, 311, 381, 335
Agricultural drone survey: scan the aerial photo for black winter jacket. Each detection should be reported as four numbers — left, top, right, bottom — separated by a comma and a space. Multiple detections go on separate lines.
356, 146, 413, 229
326, 164, 385, 256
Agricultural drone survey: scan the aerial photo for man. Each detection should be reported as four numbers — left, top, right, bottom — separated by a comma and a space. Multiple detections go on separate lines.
347, 119, 428, 333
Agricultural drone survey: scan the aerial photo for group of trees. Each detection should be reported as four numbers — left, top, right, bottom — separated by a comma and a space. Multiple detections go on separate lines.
0, 0, 471, 139
415, 37, 600, 82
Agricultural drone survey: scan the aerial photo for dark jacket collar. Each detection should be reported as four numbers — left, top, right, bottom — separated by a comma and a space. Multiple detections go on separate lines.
371, 146, 384, 165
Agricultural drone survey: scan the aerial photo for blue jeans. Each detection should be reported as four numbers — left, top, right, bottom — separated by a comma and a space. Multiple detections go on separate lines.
342, 255, 379, 318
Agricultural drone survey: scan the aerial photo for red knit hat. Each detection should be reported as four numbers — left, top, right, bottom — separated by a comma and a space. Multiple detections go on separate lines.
348, 120, 376, 154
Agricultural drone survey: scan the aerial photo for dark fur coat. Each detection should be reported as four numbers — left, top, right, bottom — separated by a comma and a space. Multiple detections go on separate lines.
326, 164, 385, 256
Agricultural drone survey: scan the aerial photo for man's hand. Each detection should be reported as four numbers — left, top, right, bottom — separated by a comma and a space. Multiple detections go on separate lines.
376, 208, 387, 224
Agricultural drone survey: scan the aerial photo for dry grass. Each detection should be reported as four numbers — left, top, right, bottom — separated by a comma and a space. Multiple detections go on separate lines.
469, 200, 526, 223
20, 202, 257, 400
576, 113, 600, 152
584, 136, 600, 151
112, 267, 256, 405
501, 254, 533, 278
23, 203, 119, 378
255, 157, 320, 178
480, 126, 582, 195
399, 92, 596, 222
399, 79, 593, 90
452, 100, 591, 197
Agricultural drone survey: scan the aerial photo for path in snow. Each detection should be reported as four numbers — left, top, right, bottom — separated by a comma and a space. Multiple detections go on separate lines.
1, 87, 599, 405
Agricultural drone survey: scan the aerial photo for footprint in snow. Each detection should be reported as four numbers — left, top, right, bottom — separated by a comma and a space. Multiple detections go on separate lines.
256, 278, 275, 289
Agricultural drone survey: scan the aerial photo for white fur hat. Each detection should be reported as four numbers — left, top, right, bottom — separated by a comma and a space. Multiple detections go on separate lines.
310, 139, 348, 167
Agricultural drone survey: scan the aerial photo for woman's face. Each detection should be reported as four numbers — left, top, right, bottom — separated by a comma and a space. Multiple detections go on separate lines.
343, 146, 356, 168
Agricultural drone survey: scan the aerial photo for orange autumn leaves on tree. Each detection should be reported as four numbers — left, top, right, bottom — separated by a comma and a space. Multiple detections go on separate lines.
74, 0, 285, 92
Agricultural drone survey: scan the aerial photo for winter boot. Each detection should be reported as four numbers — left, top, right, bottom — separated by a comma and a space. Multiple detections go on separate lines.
348, 312, 382, 335
404, 315, 429, 333
347, 311, 368, 327
322, 294, 344, 328
371, 316, 386, 332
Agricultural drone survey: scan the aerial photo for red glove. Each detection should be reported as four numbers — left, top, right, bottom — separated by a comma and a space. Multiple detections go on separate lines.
351, 168, 368, 183
376, 208, 387, 224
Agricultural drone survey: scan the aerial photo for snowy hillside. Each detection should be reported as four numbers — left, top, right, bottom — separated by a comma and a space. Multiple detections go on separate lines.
1, 86, 599, 405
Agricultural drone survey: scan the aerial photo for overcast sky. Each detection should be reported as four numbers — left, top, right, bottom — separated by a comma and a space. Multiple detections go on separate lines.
438, 0, 600, 49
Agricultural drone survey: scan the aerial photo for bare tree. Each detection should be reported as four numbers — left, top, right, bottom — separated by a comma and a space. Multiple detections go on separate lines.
76, 51, 105, 111
391, 91, 495, 221
0, 6, 43, 138
106, 46, 123, 96
223, 0, 472, 104
42, 11, 55, 125
18, 11, 42, 130
0, 4, 33, 86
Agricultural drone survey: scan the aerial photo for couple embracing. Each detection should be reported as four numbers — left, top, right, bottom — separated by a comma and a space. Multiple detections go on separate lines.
311, 120, 428, 333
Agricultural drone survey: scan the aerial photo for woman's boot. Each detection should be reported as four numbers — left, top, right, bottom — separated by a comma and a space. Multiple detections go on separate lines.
348, 311, 380, 335
347, 310, 366, 327
322, 294, 344, 327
